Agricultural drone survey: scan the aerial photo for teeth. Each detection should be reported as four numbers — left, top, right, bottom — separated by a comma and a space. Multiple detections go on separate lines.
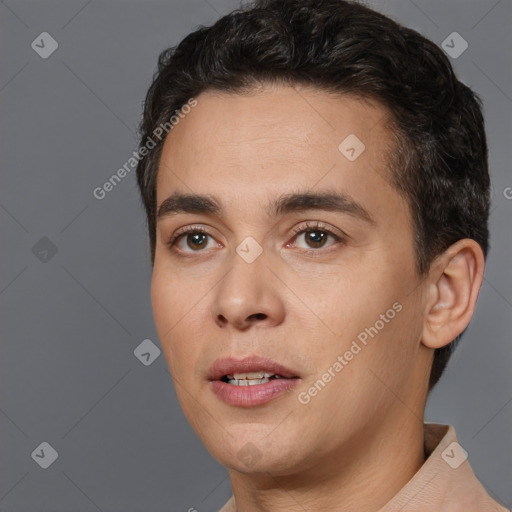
231, 371, 272, 380
228, 377, 270, 386
223, 371, 288, 385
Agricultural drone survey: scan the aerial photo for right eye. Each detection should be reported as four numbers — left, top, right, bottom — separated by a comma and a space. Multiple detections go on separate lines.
167, 226, 220, 254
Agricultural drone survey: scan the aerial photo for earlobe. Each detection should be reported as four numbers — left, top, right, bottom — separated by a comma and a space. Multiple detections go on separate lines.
422, 239, 485, 350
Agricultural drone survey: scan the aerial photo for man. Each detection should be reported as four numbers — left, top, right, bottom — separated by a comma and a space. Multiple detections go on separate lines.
135, 0, 509, 510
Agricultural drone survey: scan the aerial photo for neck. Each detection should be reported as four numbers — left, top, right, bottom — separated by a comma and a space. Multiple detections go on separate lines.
227, 412, 426, 512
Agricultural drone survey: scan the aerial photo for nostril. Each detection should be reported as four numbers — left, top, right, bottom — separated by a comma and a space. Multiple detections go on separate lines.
216, 314, 228, 327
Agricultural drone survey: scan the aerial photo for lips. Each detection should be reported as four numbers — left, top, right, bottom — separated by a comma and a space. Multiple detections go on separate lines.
207, 355, 300, 381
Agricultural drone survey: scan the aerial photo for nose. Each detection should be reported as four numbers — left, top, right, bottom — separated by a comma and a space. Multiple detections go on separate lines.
211, 252, 285, 330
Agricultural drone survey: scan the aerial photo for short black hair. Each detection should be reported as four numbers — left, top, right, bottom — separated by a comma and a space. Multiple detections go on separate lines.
136, 0, 490, 391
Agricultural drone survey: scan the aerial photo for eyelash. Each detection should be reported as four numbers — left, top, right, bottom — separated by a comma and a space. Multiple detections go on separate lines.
167, 221, 345, 257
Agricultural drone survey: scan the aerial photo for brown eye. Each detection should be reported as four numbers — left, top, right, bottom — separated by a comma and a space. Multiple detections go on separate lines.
185, 232, 209, 250
168, 227, 217, 253
290, 226, 340, 252
303, 230, 329, 248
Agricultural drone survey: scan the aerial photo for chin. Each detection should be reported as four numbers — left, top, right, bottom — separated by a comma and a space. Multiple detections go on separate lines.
224, 455, 299, 476
211, 435, 306, 476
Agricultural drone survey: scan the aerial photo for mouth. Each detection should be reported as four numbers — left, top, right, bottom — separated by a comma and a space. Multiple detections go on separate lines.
207, 355, 301, 383
208, 355, 301, 407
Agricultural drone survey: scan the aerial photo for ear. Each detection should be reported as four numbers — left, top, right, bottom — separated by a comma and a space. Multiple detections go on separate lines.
422, 239, 485, 350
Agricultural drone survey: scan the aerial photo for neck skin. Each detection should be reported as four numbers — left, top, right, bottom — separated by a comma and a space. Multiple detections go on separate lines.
227, 373, 429, 512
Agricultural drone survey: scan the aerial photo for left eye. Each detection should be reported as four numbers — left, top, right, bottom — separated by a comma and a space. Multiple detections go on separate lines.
291, 228, 339, 250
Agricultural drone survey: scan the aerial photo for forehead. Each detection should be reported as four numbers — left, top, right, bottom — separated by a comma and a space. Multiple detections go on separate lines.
155, 85, 396, 215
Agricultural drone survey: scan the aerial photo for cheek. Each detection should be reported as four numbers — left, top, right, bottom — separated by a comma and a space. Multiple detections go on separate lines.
309, 271, 392, 340
151, 268, 211, 376
150, 271, 188, 366
151, 271, 175, 332
151, 263, 195, 326
313, 265, 418, 375
345, 300, 423, 397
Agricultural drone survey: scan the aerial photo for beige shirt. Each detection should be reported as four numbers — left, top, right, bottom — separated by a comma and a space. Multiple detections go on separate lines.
219, 423, 509, 512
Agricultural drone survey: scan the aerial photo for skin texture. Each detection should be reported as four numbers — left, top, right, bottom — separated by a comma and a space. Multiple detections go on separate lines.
150, 85, 485, 512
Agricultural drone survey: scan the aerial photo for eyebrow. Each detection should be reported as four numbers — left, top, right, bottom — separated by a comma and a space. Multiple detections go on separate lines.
156, 190, 376, 225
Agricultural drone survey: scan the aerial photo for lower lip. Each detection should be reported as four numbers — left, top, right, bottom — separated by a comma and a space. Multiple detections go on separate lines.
210, 378, 300, 407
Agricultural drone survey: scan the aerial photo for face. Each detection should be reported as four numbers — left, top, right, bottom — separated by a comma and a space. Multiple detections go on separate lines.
151, 85, 431, 476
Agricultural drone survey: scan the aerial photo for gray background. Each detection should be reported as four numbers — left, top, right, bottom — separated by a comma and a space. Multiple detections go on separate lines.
1, 0, 510, 510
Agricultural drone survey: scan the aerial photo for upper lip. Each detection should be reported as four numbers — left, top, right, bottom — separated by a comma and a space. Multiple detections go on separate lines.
207, 355, 300, 380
